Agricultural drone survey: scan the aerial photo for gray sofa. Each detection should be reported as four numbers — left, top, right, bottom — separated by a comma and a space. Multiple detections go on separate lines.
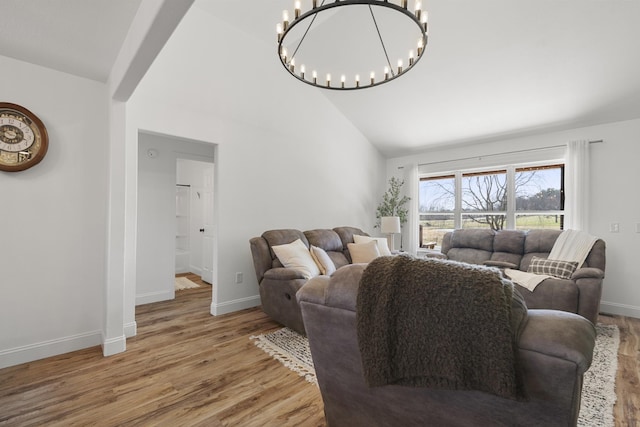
298, 264, 597, 426
249, 226, 368, 334
432, 229, 606, 324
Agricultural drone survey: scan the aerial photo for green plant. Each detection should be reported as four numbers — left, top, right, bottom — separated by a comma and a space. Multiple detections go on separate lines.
375, 177, 410, 227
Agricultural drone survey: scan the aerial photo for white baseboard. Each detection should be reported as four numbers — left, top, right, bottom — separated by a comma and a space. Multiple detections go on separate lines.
0, 330, 102, 369
136, 290, 173, 306
189, 265, 203, 276
101, 333, 126, 356
124, 321, 137, 338
600, 300, 640, 319
211, 295, 261, 316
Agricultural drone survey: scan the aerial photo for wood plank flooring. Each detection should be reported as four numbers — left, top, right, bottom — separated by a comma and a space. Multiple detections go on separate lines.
0, 274, 638, 426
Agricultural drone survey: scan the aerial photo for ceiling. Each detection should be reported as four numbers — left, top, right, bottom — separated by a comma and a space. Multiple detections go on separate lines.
3, 0, 640, 157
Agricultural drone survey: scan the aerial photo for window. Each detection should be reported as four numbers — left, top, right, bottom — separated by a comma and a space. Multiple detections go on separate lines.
419, 164, 564, 247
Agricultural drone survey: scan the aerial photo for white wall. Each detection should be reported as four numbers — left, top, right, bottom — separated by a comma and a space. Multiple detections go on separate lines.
387, 118, 640, 319
136, 133, 214, 305
126, 4, 385, 318
0, 56, 109, 368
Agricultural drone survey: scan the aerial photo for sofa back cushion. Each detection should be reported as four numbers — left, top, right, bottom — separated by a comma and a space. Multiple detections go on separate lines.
520, 229, 562, 271
333, 226, 368, 263
444, 228, 495, 265
490, 230, 526, 268
304, 229, 350, 269
262, 229, 309, 268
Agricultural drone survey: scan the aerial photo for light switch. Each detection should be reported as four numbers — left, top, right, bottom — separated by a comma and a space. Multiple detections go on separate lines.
609, 223, 619, 233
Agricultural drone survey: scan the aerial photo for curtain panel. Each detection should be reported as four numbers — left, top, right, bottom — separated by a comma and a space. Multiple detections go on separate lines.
564, 140, 590, 231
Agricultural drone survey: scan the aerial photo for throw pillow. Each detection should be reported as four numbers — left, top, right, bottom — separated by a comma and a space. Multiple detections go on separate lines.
348, 241, 381, 264
353, 235, 392, 256
272, 239, 320, 279
310, 245, 337, 276
527, 256, 578, 280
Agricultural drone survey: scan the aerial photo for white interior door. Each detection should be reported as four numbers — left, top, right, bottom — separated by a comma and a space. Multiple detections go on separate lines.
201, 165, 215, 284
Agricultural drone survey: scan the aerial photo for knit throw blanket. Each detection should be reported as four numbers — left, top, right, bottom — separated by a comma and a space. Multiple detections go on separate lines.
357, 256, 519, 399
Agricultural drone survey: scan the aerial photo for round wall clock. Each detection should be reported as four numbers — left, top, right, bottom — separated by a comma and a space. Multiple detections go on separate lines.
0, 102, 49, 172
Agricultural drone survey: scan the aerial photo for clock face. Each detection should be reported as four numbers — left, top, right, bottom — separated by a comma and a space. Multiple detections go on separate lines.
0, 103, 48, 172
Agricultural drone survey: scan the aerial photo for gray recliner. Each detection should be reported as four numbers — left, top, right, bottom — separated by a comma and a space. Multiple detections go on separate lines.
298, 263, 597, 427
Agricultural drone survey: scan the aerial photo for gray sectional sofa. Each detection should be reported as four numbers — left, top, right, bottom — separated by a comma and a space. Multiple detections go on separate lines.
433, 228, 606, 324
249, 226, 367, 334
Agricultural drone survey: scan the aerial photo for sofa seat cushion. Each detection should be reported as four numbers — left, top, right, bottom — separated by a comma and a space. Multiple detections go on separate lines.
514, 278, 579, 313
447, 247, 493, 265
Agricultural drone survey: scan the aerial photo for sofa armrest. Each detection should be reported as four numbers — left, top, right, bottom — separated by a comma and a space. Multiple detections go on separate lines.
518, 309, 596, 372
250, 236, 272, 283
263, 267, 308, 281
571, 267, 604, 280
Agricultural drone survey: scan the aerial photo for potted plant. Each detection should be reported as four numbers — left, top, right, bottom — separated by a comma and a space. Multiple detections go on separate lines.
375, 177, 410, 228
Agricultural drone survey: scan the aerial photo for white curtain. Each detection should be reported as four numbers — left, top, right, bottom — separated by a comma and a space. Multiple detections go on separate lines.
564, 140, 590, 231
402, 163, 419, 255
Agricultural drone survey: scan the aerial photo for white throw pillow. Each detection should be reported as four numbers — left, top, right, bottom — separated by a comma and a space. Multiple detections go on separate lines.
348, 241, 381, 264
310, 245, 337, 276
353, 235, 392, 256
272, 239, 320, 279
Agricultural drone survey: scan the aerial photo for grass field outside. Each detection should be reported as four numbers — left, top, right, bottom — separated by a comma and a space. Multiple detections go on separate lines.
420, 214, 563, 247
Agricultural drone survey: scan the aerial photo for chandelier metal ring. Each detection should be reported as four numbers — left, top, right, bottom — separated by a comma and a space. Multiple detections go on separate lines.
277, 0, 429, 90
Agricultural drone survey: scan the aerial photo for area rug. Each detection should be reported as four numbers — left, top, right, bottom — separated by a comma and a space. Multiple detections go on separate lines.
174, 276, 200, 291
251, 323, 619, 426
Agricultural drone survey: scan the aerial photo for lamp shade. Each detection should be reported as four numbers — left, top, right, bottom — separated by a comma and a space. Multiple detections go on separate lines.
381, 216, 401, 234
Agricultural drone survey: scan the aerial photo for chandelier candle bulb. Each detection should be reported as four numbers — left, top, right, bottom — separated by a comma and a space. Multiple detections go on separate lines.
384, 66, 389, 80
417, 38, 424, 56
401, 0, 407, 8
421, 12, 428, 31
276, 23, 283, 42
282, 10, 289, 30
313, 0, 317, 8
409, 50, 415, 66
290, 58, 295, 72
370, 71, 375, 85
341, 74, 346, 88
326, 73, 331, 87
294, 1, 301, 18
397, 59, 403, 74
313, 70, 317, 84
300, 64, 305, 79
355, 74, 360, 87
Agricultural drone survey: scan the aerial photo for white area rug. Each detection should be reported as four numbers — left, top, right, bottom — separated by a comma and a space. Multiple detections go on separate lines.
174, 276, 200, 291
577, 323, 619, 427
251, 323, 619, 426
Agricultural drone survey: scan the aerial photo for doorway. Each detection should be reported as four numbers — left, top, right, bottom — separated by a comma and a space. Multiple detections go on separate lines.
175, 159, 215, 285
135, 132, 216, 307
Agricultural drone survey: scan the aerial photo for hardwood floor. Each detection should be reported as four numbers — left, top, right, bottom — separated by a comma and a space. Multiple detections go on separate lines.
598, 313, 640, 427
0, 276, 638, 426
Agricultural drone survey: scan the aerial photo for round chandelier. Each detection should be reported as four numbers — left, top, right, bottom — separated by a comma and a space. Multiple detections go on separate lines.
277, 0, 429, 90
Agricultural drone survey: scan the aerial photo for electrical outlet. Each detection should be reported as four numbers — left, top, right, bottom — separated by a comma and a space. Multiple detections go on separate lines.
609, 223, 620, 233
235, 272, 243, 284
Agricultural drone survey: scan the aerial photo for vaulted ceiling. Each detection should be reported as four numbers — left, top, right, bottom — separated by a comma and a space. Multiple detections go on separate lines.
3, 0, 639, 157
